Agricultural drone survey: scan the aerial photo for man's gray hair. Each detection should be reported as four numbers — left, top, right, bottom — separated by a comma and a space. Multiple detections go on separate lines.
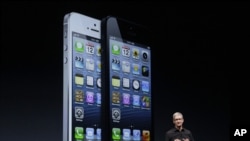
173, 112, 183, 119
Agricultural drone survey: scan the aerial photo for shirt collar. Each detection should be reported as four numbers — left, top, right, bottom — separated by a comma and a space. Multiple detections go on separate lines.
174, 127, 185, 132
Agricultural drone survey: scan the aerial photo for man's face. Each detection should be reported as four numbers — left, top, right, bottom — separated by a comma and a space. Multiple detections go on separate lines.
173, 115, 184, 127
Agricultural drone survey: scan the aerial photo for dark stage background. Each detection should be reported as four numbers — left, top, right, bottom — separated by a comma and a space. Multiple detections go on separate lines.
1, 2, 244, 141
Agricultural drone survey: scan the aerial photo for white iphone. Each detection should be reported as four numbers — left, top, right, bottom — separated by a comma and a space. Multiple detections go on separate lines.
63, 12, 102, 141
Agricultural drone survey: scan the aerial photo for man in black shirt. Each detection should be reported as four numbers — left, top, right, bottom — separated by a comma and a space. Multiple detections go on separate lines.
165, 112, 195, 141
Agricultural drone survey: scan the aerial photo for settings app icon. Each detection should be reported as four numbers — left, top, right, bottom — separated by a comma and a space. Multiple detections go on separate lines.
112, 108, 121, 120
75, 107, 84, 119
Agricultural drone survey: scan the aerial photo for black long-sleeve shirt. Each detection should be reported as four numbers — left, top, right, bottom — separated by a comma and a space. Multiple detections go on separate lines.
165, 128, 194, 141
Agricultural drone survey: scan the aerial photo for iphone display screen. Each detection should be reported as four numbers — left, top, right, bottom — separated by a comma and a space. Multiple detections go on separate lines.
72, 31, 102, 140
108, 35, 152, 141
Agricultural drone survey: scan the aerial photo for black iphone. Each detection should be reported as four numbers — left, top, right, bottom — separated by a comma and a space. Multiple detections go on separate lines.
101, 16, 153, 141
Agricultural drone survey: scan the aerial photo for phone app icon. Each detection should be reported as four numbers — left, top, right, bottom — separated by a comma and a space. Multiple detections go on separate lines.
86, 76, 94, 87
112, 76, 120, 87
75, 41, 84, 53
75, 107, 84, 119
86, 128, 94, 139
112, 58, 120, 71
96, 61, 101, 72
75, 127, 84, 139
123, 129, 131, 140
86, 91, 94, 103
122, 61, 130, 73
96, 45, 101, 56
122, 45, 130, 57
141, 96, 150, 108
132, 48, 139, 59
142, 66, 149, 77
96, 93, 101, 105
122, 77, 130, 89
112, 44, 120, 55
123, 93, 130, 105
112, 128, 121, 140
97, 78, 101, 88
75, 56, 84, 68
142, 130, 150, 141
133, 129, 141, 140
112, 108, 121, 121
132, 79, 140, 90
86, 42, 95, 54
133, 95, 140, 106
86, 58, 95, 71
112, 91, 120, 104
96, 128, 101, 139
132, 63, 140, 75
75, 89, 84, 103
142, 81, 149, 92
141, 50, 149, 62
75, 74, 84, 85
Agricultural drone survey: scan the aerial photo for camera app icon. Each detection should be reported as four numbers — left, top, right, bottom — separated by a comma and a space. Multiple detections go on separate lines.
141, 50, 149, 62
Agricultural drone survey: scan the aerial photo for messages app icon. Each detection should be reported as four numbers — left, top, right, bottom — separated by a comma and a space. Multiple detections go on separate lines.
75, 41, 84, 52
112, 44, 120, 55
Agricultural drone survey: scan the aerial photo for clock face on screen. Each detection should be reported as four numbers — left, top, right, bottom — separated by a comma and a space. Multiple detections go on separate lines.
97, 78, 101, 88
132, 79, 140, 90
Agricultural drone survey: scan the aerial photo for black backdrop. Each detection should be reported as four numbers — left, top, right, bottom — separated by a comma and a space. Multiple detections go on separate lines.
1, 2, 245, 141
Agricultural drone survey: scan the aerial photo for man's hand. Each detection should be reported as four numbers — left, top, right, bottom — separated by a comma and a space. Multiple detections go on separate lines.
182, 138, 189, 141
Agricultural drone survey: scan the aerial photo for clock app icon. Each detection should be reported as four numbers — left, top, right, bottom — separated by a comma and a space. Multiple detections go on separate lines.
97, 78, 101, 88
132, 79, 140, 90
